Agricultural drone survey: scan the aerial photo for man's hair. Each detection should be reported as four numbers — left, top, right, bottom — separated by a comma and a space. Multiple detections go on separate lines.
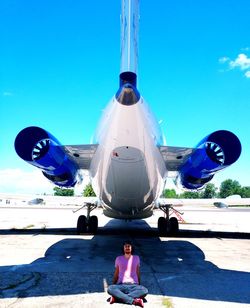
122, 240, 135, 254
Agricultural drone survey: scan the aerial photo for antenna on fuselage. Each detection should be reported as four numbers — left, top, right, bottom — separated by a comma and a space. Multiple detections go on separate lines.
120, 0, 139, 76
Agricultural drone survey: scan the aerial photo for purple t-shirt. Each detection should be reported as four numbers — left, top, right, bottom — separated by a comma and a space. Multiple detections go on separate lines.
115, 255, 140, 284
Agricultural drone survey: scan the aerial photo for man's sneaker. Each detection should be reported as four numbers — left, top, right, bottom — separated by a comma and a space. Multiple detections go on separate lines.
109, 296, 116, 304
133, 298, 144, 307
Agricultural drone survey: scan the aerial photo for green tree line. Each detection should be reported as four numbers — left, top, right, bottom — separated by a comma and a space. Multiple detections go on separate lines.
53, 179, 250, 198
162, 179, 250, 199
53, 183, 96, 197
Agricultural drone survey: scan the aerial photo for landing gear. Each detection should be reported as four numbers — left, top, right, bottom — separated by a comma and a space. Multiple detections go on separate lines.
169, 217, 179, 234
77, 215, 87, 234
157, 205, 181, 236
76, 202, 98, 235
158, 216, 167, 236
88, 215, 98, 233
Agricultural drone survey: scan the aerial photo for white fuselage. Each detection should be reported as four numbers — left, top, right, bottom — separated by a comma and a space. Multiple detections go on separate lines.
90, 96, 168, 219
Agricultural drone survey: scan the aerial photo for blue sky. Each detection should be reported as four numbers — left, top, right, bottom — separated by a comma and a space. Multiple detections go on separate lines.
0, 0, 250, 194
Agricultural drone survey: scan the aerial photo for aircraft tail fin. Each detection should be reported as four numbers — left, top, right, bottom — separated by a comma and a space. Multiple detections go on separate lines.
120, 0, 139, 76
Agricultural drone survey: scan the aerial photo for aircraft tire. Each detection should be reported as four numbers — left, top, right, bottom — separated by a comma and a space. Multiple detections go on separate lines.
88, 215, 98, 234
158, 217, 167, 236
169, 217, 179, 235
77, 215, 87, 234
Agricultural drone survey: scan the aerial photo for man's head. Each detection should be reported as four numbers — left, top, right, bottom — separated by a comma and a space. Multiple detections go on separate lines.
122, 240, 134, 255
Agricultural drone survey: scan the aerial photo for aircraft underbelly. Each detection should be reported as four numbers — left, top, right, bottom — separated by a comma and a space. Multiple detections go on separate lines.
103, 146, 153, 215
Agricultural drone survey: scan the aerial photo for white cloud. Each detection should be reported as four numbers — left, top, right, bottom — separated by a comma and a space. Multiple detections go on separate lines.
229, 53, 250, 70
0, 168, 91, 196
219, 53, 250, 78
219, 56, 230, 64
245, 71, 250, 78
0, 169, 54, 194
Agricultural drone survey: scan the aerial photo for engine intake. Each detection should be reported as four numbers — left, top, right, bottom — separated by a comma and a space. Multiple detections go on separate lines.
15, 126, 79, 187
178, 130, 241, 190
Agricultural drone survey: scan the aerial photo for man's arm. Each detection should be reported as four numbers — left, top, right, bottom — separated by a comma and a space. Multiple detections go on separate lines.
112, 266, 119, 284
136, 265, 141, 285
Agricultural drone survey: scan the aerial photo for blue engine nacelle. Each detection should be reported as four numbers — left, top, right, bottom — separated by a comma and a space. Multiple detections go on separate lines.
177, 130, 242, 190
15, 126, 79, 187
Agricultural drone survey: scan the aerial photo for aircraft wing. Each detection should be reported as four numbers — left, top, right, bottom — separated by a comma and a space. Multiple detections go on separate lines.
62, 144, 98, 169
63, 144, 195, 171
158, 146, 195, 171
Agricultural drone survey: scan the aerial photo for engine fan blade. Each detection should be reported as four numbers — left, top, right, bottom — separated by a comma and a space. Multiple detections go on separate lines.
205, 142, 225, 165
32, 139, 50, 161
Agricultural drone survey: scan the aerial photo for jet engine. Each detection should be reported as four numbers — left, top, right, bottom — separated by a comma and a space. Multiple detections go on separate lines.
15, 126, 79, 187
177, 130, 241, 190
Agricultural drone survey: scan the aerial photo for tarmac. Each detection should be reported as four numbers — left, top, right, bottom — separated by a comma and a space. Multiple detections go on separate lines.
0, 205, 250, 307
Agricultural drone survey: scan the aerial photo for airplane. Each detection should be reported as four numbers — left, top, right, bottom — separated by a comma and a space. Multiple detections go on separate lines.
14, 0, 241, 236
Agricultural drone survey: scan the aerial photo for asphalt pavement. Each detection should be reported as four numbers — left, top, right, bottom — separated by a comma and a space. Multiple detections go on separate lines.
0, 206, 250, 307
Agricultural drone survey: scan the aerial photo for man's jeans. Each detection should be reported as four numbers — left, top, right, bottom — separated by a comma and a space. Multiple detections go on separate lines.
108, 283, 148, 304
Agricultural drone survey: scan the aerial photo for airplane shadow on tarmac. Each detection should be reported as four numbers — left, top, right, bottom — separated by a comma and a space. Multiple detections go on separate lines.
0, 219, 250, 304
